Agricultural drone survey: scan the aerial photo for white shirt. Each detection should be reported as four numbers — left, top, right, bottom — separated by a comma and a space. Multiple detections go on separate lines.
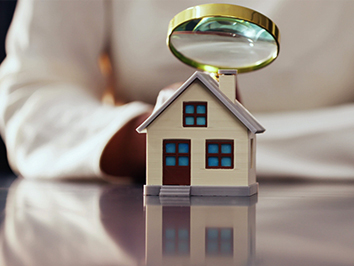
1, 0, 354, 179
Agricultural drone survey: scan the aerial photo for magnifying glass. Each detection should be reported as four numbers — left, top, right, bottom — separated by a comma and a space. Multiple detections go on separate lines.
167, 4, 280, 74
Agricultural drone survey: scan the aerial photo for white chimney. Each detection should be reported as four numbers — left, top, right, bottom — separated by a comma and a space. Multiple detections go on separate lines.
218, 69, 237, 103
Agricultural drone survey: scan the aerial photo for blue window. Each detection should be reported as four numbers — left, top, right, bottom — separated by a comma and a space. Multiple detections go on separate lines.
185, 117, 194, 125
221, 144, 232, 154
183, 102, 207, 127
164, 227, 190, 255
165, 229, 176, 240
178, 229, 189, 239
178, 156, 189, 166
196, 105, 206, 114
206, 228, 233, 256
220, 229, 232, 240
165, 143, 176, 153
178, 143, 189, 153
221, 157, 232, 167
208, 157, 219, 167
206, 140, 234, 169
207, 228, 219, 240
185, 105, 194, 114
166, 156, 176, 166
164, 140, 190, 167
196, 117, 206, 125
208, 144, 219, 153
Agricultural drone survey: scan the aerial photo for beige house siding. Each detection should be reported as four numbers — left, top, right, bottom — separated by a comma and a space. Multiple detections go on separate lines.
248, 132, 257, 185
146, 80, 250, 187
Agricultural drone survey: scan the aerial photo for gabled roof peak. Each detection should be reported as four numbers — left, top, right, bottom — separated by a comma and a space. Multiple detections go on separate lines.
136, 71, 265, 134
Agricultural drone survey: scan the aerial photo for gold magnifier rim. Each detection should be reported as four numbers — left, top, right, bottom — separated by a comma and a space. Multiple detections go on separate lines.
167, 3, 281, 73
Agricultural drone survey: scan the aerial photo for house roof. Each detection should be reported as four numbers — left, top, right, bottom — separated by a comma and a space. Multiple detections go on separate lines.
136, 71, 265, 134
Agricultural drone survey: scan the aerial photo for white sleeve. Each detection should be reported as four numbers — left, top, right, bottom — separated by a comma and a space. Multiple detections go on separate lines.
0, 0, 151, 179
256, 104, 354, 179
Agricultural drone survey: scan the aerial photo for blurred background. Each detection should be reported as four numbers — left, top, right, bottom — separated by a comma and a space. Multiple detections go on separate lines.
0, 0, 17, 174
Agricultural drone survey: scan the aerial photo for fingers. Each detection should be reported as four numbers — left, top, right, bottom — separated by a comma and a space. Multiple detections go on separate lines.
153, 82, 183, 112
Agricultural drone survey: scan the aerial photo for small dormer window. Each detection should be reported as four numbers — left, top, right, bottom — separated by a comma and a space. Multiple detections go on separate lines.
183, 102, 207, 127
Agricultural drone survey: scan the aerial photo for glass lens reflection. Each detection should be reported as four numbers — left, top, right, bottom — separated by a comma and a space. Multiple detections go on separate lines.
170, 17, 278, 71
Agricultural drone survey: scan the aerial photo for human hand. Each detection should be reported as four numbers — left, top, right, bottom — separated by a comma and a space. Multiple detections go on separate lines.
100, 82, 183, 182
153, 82, 183, 112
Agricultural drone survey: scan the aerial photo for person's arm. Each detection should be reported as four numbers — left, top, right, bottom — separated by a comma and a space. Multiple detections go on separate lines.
256, 104, 354, 179
100, 112, 150, 182
0, 0, 151, 180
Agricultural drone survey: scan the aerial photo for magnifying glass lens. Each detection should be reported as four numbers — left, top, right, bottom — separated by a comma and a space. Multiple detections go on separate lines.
170, 17, 278, 71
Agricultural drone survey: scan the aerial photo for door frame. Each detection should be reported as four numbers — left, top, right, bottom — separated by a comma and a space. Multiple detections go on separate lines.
163, 139, 191, 185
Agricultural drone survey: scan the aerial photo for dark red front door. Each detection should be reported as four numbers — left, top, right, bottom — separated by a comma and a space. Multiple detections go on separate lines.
163, 139, 191, 185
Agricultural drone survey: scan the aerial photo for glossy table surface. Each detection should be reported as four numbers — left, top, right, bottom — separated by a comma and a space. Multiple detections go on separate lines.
0, 173, 353, 266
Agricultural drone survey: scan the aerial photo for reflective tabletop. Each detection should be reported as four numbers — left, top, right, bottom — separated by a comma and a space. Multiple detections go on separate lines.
0, 174, 353, 266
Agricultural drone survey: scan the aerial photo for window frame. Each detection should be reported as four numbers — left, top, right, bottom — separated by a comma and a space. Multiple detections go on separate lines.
183, 102, 208, 127
205, 227, 234, 256
205, 140, 234, 169
163, 139, 191, 168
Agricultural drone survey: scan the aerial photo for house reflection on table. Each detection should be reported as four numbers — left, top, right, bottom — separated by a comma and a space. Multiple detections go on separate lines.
144, 195, 257, 266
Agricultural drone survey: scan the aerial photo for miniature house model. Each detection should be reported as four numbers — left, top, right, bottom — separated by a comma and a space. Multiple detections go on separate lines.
136, 70, 265, 197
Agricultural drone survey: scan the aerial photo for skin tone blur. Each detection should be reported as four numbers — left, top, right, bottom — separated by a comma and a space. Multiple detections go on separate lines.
100, 83, 183, 182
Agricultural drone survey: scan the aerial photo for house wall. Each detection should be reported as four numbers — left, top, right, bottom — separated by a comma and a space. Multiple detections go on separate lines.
146, 80, 251, 187
248, 132, 257, 185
